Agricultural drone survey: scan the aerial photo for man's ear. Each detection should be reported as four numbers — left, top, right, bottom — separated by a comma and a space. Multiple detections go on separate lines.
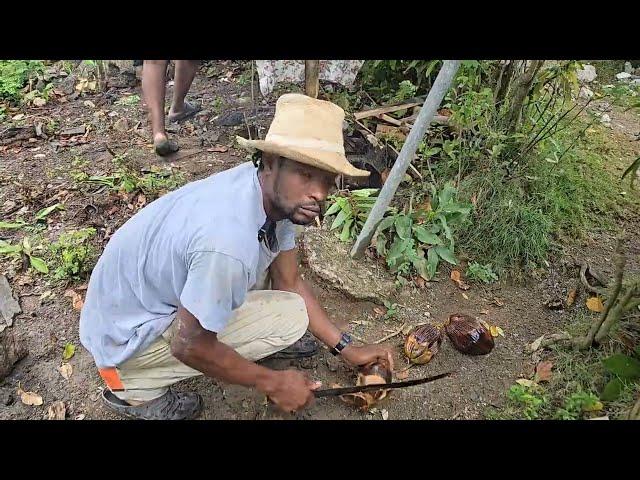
262, 153, 280, 174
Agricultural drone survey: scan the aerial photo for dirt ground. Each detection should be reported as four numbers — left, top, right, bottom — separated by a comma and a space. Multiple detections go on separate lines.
1, 61, 638, 420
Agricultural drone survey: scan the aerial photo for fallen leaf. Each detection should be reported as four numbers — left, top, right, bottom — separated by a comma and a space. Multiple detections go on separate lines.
566, 288, 577, 307
107, 205, 119, 216
76, 283, 88, 291
414, 276, 426, 288
462, 292, 469, 300
135, 193, 146, 209
62, 342, 76, 360
32, 97, 46, 107
479, 309, 489, 315
64, 289, 84, 311
479, 319, 491, 330
534, 361, 553, 382
395, 369, 410, 380
373, 307, 385, 316
489, 325, 505, 338
450, 270, 471, 290
586, 296, 604, 313
83, 100, 95, 108
47, 401, 66, 420
492, 297, 505, 307
207, 145, 229, 153
530, 334, 545, 352
381, 409, 389, 420
12, 113, 26, 121
74, 414, 86, 420
516, 379, 537, 388
58, 363, 73, 380
583, 401, 603, 412
17, 385, 43, 406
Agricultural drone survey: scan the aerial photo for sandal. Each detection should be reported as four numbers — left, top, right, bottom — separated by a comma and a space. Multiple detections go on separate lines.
167, 101, 201, 123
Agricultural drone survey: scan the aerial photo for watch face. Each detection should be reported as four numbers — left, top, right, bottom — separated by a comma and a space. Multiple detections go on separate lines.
342, 333, 352, 345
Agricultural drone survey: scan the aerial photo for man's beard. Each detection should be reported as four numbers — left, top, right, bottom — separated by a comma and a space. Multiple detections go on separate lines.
273, 196, 318, 225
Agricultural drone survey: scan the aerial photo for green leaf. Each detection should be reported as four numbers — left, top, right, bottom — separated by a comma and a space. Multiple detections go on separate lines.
29, 255, 49, 273
324, 202, 341, 217
387, 238, 412, 268
340, 219, 353, 242
635, 345, 640, 359
426, 247, 439, 279
434, 246, 458, 265
351, 188, 378, 198
601, 378, 624, 402
0, 243, 22, 254
62, 342, 76, 360
413, 257, 430, 280
0, 220, 27, 229
602, 354, 640, 379
438, 214, 453, 242
394, 215, 413, 240
35, 203, 64, 221
413, 225, 442, 245
376, 216, 396, 233
331, 209, 347, 230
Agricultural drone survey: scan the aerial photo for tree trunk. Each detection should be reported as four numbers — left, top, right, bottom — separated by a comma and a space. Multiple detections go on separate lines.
0, 329, 27, 381
504, 60, 545, 133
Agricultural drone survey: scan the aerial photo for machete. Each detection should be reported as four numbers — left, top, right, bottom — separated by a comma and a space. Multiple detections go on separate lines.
314, 371, 454, 398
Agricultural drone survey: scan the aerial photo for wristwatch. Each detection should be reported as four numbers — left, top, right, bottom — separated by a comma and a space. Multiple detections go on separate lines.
331, 332, 353, 356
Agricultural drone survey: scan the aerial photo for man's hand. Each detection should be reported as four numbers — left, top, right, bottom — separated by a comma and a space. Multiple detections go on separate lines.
341, 344, 394, 371
256, 369, 321, 413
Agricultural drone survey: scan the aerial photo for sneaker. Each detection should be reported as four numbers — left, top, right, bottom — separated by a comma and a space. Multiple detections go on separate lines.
101, 388, 203, 420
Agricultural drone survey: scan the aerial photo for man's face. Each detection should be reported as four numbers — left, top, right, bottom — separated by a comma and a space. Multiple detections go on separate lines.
264, 155, 337, 225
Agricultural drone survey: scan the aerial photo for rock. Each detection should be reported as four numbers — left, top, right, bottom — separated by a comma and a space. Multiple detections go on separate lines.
59, 74, 77, 95
631, 79, 640, 86
579, 86, 594, 100
0, 387, 14, 406
59, 126, 86, 137
624, 62, 633, 74
577, 65, 597, 83
300, 228, 396, 305
616, 72, 632, 81
0, 275, 21, 332
113, 117, 129, 132
214, 111, 245, 127
2, 200, 17, 214
600, 113, 611, 125
0, 329, 28, 380
234, 96, 251, 107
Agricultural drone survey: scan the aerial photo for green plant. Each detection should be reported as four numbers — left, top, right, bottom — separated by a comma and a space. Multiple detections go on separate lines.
325, 188, 385, 242
466, 262, 498, 283
600, 350, 640, 401
375, 182, 471, 280
554, 390, 602, 420
383, 300, 399, 320
49, 228, 97, 281
0, 60, 44, 100
506, 383, 549, 419
359, 60, 440, 102
0, 237, 48, 273
392, 80, 417, 103
115, 94, 141, 107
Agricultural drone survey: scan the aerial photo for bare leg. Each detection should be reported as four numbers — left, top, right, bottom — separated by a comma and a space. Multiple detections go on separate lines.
142, 60, 172, 149
168, 60, 200, 119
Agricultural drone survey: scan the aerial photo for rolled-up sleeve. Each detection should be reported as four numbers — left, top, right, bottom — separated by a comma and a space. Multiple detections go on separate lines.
179, 251, 248, 333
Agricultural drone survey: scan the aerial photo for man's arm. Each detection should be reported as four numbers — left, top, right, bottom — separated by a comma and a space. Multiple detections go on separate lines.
270, 248, 394, 369
170, 306, 320, 412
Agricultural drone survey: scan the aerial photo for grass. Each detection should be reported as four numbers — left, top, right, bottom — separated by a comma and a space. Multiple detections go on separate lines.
486, 310, 640, 420
456, 115, 637, 276
0, 60, 44, 101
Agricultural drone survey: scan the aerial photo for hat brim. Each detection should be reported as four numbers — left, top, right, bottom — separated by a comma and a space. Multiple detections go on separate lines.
236, 136, 370, 178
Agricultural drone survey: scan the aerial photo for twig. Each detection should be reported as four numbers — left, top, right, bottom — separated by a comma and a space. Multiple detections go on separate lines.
373, 323, 407, 344
355, 99, 425, 120
580, 261, 606, 295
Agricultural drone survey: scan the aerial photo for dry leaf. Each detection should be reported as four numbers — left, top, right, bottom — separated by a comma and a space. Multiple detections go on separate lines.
450, 270, 471, 290
64, 289, 84, 311
414, 276, 426, 288
479, 319, 491, 330
395, 368, 410, 380
373, 307, 385, 316
516, 379, 536, 388
489, 325, 503, 338
47, 401, 66, 420
530, 334, 545, 352
74, 414, 86, 420
381, 409, 389, 420
586, 296, 604, 313
534, 361, 553, 382
492, 297, 505, 307
58, 363, 73, 380
107, 205, 119, 216
33, 97, 46, 107
479, 309, 489, 315
135, 193, 146, 209
17, 385, 43, 406
462, 292, 469, 300
566, 288, 577, 307
207, 145, 229, 153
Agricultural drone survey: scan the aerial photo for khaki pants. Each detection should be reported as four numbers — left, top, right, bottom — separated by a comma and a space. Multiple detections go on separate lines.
105, 289, 308, 403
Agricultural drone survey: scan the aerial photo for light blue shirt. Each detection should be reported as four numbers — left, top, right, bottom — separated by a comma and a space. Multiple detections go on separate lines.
79, 162, 296, 368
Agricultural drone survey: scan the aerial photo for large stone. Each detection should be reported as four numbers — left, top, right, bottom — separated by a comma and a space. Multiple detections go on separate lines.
300, 227, 396, 305
577, 65, 597, 83
0, 275, 21, 333
616, 72, 632, 81
0, 329, 28, 380
579, 86, 594, 100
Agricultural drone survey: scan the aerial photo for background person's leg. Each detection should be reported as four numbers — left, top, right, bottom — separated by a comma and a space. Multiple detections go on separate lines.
167, 60, 200, 122
141, 60, 178, 156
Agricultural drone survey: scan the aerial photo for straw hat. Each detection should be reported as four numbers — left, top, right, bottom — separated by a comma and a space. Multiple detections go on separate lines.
236, 93, 369, 177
